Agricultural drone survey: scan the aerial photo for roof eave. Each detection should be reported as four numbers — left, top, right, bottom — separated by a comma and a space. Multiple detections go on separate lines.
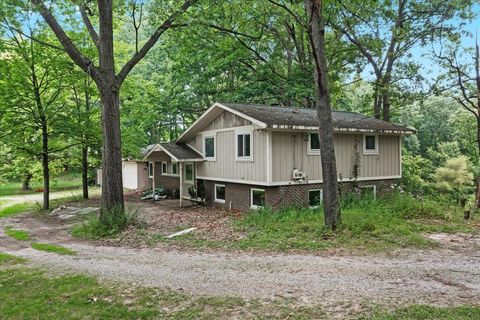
269, 124, 415, 134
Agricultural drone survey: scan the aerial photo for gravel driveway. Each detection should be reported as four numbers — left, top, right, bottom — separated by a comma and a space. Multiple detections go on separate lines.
1, 212, 480, 316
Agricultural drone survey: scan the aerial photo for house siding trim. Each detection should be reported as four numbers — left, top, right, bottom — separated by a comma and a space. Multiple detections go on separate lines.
197, 175, 401, 187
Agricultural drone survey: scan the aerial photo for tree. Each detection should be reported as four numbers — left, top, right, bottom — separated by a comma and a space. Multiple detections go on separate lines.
434, 39, 480, 209
0, 24, 73, 209
29, 0, 198, 222
435, 156, 474, 206
330, 0, 473, 121
304, 0, 341, 230
70, 73, 101, 199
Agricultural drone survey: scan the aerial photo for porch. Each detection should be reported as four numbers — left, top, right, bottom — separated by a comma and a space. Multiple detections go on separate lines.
143, 142, 203, 207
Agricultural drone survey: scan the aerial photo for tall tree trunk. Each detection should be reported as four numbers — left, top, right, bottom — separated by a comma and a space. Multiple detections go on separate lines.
82, 145, 89, 199
475, 117, 480, 209
99, 88, 124, 216
382, 91, 391, 122
373, 79, 382, 119
41, 119, 49, 210
98, 0, 124, 217
305, 0, 341, 230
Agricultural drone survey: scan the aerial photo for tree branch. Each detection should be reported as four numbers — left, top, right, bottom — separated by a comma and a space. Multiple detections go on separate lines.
79, 4, 100, 50
116, 0, 198, 85
31, 0, 101, 80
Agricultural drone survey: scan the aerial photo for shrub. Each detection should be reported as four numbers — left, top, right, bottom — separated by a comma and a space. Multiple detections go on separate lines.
71, 205, 146, 239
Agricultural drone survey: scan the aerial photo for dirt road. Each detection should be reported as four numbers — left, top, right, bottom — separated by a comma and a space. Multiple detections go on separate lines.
1, 212, 479, 315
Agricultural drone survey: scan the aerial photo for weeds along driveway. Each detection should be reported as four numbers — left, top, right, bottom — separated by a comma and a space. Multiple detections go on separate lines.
1, 215, 480, 313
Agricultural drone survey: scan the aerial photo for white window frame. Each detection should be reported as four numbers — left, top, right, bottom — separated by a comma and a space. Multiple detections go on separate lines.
171, 162, 178, 175
184, 163, 194, 183
250, 188, 265, 209
163, 162, 179, 177
363, 134, 379, 155
161, 162, 168, 174
360, 185, 377, 199
214, 184, 226, 204
235, 129, 253, 162
148, 162, 154, 178
307, 132, 321, 155
308, 189, 323, 208
203, 134, 216, 161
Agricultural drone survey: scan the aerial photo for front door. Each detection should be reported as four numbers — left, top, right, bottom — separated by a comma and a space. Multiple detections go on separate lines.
182, 162, 195, 199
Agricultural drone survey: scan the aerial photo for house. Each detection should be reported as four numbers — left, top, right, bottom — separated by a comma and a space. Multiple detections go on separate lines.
142, 102, 414, 211
96, 160, 150, 190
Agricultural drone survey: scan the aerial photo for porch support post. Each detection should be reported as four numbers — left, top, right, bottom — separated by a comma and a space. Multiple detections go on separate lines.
179, 162, 183, 207
152, 161, 156, 202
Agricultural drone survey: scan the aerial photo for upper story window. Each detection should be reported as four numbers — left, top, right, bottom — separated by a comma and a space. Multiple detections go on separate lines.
204, 135, 215, 160
363, 134, 378, 155
236, 130, 252, 161
171, 163, 178, 175
307, 133, 320, 155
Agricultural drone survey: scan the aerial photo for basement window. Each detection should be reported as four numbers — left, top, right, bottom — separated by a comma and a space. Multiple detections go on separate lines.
360, 185, 376, 199
250, 188, 265, 209
308, 189, 323, 207
214, 184, 226, 204
363, 134, 378, 155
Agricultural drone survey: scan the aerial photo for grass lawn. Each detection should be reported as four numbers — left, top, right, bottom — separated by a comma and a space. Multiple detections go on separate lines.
31, 243, 77, 255
367, 305, 480, 320
0, 264, 326, 319
4, 226, 30, 241
0, 258, 478, 319
164, 193, 479, 253
0, 252, 26, 265
0, 203, 33, 218
0, 172, 82, 196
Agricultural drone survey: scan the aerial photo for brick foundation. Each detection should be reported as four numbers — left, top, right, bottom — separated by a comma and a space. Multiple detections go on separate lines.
203, 179, 396, 212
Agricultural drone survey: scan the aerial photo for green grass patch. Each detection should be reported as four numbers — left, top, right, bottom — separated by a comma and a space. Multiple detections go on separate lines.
31, 243, 76, 255
0, 203, 33, 218
0, 267, 326, 319
0, 173, 82, 197
0, 268, 159, 319
4, 226, 30, 241
366, 304, 480, 319
167, 192, 478, 253
0, 252, 26, 265
231, 193, 476, 252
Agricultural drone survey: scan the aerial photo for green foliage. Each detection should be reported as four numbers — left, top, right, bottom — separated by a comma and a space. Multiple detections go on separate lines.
400, 151, 434, 195
434, 156, 474, 199
229, 193, 471, 252
71, 206, 146, 239
31, 243, 76, 255
4, 226, 30, 241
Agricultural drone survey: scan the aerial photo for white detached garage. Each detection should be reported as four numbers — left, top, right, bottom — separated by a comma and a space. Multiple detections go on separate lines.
96, 160, 149, 190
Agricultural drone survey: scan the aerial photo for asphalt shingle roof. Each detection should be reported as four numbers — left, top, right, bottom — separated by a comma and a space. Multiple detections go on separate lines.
159, 143, 203, 160
221, 102, 414, 133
